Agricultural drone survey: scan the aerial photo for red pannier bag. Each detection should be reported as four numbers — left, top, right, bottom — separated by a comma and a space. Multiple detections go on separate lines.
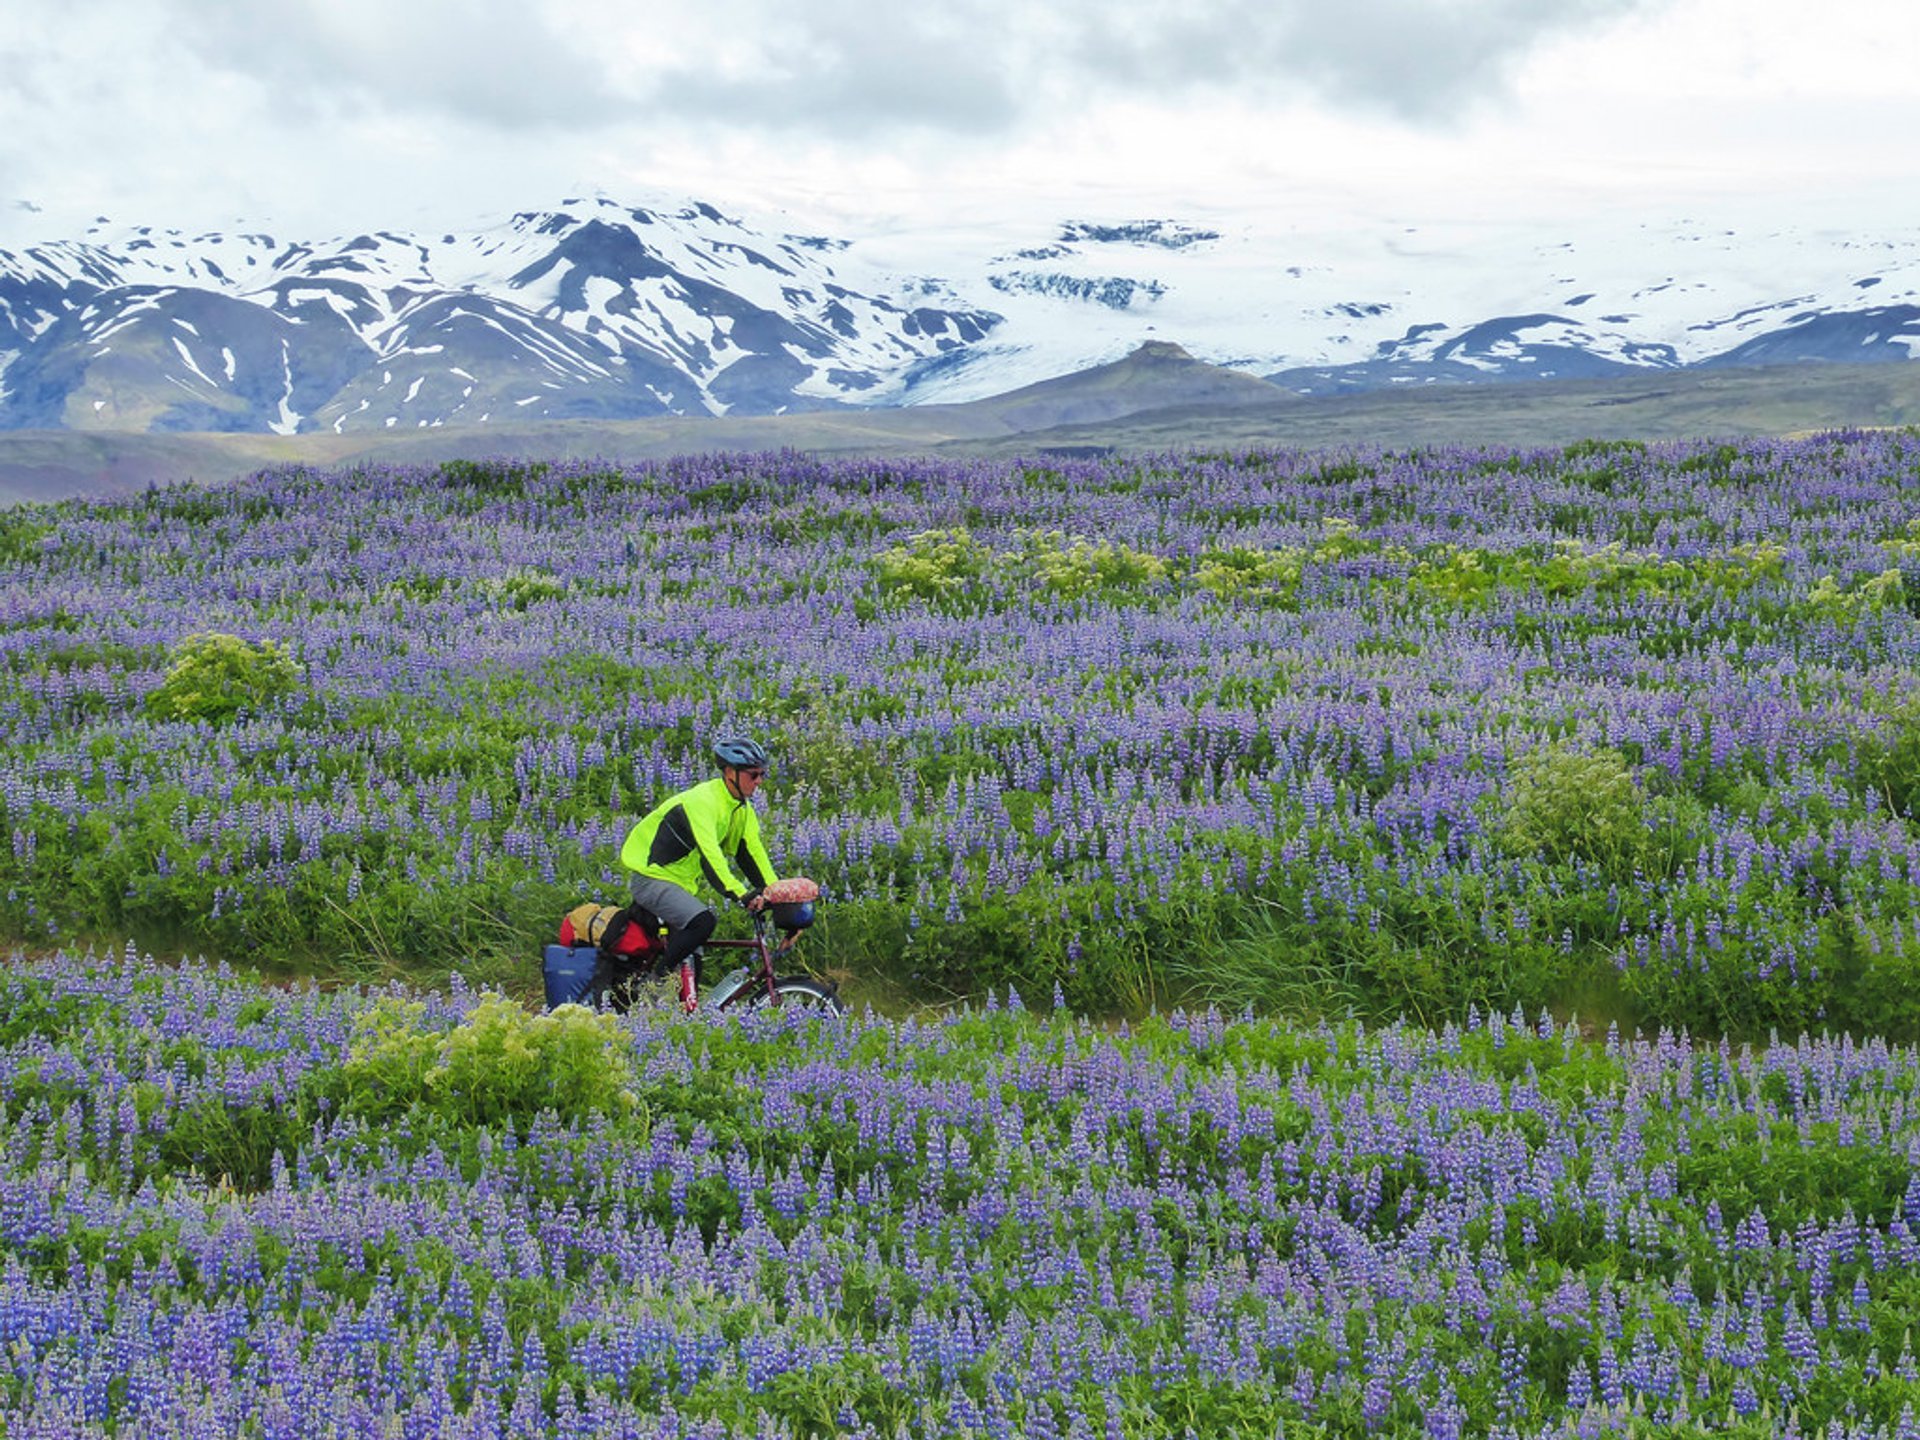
558, 902, 659, 960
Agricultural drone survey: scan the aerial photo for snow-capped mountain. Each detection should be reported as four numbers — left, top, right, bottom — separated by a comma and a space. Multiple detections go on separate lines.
0, 199, 999, 433
2, 196, 1918, 434
872, 210, 1920, 403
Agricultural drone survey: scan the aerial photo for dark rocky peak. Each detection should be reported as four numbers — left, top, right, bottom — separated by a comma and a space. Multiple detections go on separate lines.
508, 219, 673, 295
1126, 340, 1196, 363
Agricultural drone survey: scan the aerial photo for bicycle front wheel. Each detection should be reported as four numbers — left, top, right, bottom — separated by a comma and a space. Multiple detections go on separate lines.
733, 975, 845, 1016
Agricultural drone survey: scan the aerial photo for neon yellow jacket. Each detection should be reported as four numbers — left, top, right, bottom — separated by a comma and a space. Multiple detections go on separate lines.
619, 776, 777, 903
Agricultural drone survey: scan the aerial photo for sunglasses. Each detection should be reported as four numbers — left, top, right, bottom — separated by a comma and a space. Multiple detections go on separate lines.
739, 768, 766, 780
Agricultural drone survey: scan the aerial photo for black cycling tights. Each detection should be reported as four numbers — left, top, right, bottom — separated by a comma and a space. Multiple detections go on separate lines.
663, 907, 716, 982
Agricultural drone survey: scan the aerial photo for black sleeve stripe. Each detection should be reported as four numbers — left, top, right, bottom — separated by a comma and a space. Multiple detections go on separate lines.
648, 805, 697, 869
736, 843, 770, 889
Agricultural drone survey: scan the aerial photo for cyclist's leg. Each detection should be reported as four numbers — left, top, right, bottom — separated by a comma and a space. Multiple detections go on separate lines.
665, 910, 714, 989
628, 876, 715, 988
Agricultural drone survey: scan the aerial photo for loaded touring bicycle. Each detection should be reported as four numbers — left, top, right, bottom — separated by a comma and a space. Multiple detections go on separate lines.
543, 877, 843, 1015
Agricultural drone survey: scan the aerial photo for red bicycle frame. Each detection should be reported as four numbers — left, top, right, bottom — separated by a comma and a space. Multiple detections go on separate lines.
678, 911, 798, 1012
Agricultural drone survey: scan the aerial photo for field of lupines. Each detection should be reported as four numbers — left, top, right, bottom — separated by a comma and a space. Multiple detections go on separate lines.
9, 949, 1920, 1437
5, 435, 1920, 1030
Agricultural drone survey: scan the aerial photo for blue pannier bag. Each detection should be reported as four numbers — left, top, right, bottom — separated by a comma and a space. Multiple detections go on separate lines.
542, 944, 600, 1009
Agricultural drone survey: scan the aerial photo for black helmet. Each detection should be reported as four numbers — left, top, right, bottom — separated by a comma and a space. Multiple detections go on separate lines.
712, 736, 770, 770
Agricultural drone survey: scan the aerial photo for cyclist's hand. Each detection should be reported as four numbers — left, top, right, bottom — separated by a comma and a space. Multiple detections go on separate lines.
743, 889, 768, 913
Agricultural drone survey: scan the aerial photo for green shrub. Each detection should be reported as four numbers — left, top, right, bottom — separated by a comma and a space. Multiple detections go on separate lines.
1806, 568, 1904, 623
0, 509, 52, 564
326, 993, 638, 1128
1307, 515, 1379, 562
1019, 531, 1168, 599
1883, 518, 1920, 564
1191, 545, 1305, 605
481, 567, 567, 611
1857, 703, 1920, 818
437, 458, 550, 497
1409, 544, 1502, 606
334, 997, 441, 1117
431, 994, 638, 1125
145, 631, 300, 724
872, 527, 993, 606
158, 1094, 306, 1191
1501, 744, 1649, 877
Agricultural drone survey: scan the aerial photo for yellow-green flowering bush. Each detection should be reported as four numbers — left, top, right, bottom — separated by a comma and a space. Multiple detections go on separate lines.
1192, 545, 1305, 605
1501, 743, 1650, 878
431, 994, 637, 1125
1410, 544, 1499, 606
1807, 569, 1904, 623
872, 527, 993, 605
145, 631, 300, 724
1882, 518, 1920, 563
481, 566, 567, 611
330, 993, 637, 1126
1308, 516, 1374, 563
1021, 531, 1168, 598
339, 996, 440, 1105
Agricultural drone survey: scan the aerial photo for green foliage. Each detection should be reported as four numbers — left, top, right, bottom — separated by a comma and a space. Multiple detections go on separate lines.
874, 527, 1171, 608
0, 508, 53, 564
1858, 702, 1920, 818
157, 1093, 305, 1191
1806, 568, 1905, 623
443, 995, 639, 1125
1191, 545, 1305, 605
16, 638, 158, 675
1019, 530, 1168, 599
871, 527, 993, 606
1693, 539, 1789, 590
480, 566, 567, 611
1409, 543, 1502, 606
332, 996, 441, 1114
1190, 520, 1417, 607
1674, 1119, 1917, 1227
1883, 517, 1920, 561
1676, 440, 1744, 476
1405, 537, 1789, 611
324, 993, 639, 1128
437, 457, 551, 497
1306, 515, 1388, 563
0, 976, 103, 1044
1501, 744, 1650, 877
144, 631, 301, 724
1561, 436, 1648, 466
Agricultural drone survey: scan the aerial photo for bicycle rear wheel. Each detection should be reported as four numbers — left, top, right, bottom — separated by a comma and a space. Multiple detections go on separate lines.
729, 975, 845, 1016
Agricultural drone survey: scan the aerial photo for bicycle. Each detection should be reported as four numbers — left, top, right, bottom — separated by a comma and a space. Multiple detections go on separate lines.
544, 878, 844, 1017
688, 899, 845, 1016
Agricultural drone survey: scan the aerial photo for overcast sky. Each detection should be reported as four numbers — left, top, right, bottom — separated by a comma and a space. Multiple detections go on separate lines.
3, 0, 1916, 249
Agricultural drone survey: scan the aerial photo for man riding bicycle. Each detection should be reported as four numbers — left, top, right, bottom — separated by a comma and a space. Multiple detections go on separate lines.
613, 736, 778, 1006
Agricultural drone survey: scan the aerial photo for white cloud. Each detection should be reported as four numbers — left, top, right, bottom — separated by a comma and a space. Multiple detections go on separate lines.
603, 0, 1662, 133
166, 0, 634, 128
1062, 0, 1658, 121
3, 0, 1920, 248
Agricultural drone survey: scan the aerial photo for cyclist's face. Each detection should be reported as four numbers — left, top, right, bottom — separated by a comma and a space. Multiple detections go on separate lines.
727, 765, 766, 797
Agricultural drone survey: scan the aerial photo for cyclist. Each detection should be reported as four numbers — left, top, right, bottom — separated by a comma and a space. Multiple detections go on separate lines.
613, 736, 778, 1007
